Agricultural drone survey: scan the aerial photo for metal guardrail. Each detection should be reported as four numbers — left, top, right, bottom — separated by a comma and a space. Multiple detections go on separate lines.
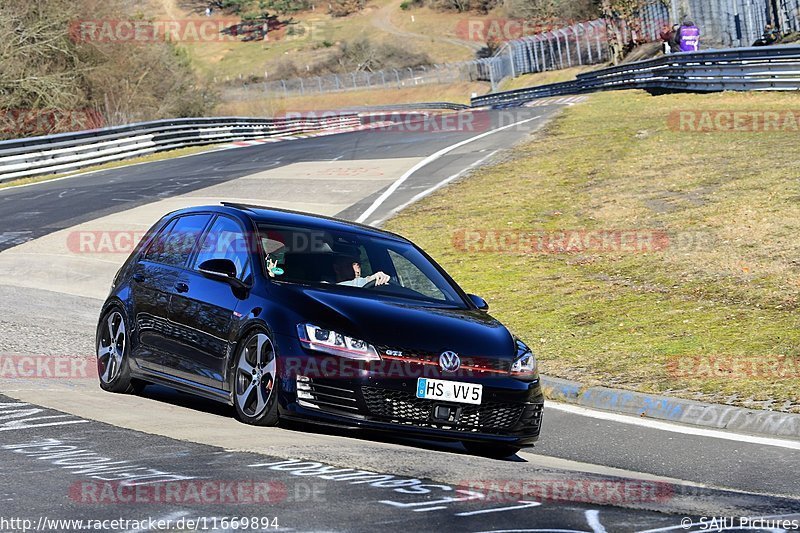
0, 115, 361, 182
471, 45, 800, 107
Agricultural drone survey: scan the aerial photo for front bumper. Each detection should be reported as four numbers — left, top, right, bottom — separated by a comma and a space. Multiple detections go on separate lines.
274, 334, 544, 446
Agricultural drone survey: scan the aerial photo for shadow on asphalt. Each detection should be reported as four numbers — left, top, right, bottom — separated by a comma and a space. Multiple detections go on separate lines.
135, 383, 529, 463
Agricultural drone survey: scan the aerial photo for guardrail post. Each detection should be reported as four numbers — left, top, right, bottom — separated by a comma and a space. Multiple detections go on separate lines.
394, 68, 401, 87
300, 78, 305, 95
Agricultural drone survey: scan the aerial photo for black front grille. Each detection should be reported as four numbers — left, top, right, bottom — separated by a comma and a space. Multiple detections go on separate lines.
517, 402, 544, 434
361, 387, 528, 432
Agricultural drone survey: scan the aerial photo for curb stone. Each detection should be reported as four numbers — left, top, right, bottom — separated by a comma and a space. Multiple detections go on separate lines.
540, 375, 800, 441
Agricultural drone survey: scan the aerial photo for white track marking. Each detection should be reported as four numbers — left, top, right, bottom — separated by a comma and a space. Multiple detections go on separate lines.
455, 501, 542, 516
369, 149, 499, 226
586, 510, 607, 533
355, 115, 542, 223
547, 402, 800, 450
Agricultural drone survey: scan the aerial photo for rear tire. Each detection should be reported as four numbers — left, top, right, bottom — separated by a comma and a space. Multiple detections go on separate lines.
462, 442, 521, 459
232, 330, 279, 426
96, 307, 134, 393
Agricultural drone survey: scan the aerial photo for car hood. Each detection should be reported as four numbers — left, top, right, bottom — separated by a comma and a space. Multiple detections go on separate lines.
277, 285, 516, 358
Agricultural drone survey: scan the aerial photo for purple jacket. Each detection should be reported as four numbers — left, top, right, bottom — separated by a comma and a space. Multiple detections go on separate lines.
679, 25, 700, 51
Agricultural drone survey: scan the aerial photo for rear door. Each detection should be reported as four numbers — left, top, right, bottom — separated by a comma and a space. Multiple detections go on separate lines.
129, 213, 212, 373
165, 215, 254, 389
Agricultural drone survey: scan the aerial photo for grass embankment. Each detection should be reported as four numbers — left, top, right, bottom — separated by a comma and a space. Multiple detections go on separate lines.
384, 89, 800, 412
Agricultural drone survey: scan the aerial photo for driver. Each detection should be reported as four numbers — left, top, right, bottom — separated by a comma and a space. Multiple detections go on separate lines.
333, 254, 390, 287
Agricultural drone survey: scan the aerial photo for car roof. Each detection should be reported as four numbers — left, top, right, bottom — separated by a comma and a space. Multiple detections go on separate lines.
167, 203, 410, 243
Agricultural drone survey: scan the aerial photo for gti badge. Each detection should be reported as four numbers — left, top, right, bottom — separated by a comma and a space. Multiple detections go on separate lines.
439, 351, 461, 372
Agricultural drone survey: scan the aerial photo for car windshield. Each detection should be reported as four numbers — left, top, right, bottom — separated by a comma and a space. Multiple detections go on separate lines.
256, 222, 467, 307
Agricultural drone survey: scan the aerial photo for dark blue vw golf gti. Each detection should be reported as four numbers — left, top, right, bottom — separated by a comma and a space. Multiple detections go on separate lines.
96, 203, 543, 457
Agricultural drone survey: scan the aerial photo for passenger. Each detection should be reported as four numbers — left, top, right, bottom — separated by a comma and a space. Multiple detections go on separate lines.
333, 255, 390, 287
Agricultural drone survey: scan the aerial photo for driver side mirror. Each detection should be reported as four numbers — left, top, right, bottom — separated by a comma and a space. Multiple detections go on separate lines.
468, 293, 489, 311
198, 258, 241, 285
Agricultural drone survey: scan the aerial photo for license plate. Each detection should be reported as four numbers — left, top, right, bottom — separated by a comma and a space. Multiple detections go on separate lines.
416, 378, 482, 405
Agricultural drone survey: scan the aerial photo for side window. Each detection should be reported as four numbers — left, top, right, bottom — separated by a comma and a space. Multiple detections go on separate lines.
143, 214, 211, 267
142, 218, 177, 263
387, 249, 445, 300
192, 216, 253, 282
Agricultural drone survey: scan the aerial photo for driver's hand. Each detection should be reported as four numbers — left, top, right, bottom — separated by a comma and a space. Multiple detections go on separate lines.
370, 271, 391, 286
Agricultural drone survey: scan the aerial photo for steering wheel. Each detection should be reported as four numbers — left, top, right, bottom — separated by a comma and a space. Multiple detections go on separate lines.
362, 276, 399, 289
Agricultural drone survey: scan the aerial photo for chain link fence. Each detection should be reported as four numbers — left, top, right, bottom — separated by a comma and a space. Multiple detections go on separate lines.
222, 63, 481, 101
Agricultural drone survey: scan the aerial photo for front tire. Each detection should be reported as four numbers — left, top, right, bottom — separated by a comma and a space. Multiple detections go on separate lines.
96, 308, 134, 393
462, 442, 521, 459
233, 330, 279, 426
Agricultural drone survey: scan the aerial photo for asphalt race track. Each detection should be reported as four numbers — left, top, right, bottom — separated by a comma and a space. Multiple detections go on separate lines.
1, 107, 799, 532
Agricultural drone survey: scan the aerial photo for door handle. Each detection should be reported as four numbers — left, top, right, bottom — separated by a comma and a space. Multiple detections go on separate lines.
132, 272, 145, 283
174, 282, 189, 293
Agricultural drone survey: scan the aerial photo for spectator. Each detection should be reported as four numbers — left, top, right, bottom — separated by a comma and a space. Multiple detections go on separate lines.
660, 24, 681, 54
676, 18, 700, 52
753, 24, 781, 46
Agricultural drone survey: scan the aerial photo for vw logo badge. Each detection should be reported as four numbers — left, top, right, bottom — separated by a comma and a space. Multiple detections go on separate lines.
439, 351, 461, 372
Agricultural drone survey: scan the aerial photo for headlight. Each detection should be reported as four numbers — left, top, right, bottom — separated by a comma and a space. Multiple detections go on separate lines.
297, 324, 380, 361
509, 340, 538, 380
